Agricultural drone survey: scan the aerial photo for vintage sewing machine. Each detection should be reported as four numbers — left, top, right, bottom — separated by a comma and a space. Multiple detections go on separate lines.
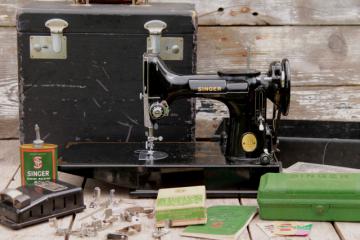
125, 20, 291, 196
140, 20, 291, 167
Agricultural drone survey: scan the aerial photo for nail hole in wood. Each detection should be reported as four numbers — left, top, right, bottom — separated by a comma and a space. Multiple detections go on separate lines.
252, 12, 258, 16
217, 7, 224, 12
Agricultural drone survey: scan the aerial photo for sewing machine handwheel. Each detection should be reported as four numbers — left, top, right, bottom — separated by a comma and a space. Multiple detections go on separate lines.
280, 58, 291, 116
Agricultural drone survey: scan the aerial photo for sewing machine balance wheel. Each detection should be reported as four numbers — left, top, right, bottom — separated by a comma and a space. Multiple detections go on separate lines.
280, 58, 291, 116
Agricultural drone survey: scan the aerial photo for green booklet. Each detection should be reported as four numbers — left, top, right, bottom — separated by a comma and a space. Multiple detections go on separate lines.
181, 205, 257, 240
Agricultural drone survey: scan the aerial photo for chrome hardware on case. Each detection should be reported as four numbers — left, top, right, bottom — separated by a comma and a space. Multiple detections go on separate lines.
30, 18, 68, 59
146, 37, 183, 60
144, 20, 184, 60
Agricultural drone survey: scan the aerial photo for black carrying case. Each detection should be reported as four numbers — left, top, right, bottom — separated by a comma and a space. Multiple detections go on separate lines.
17, 2, 197, 156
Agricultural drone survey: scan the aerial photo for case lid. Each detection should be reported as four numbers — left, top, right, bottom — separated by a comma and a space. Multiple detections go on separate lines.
258, 173, 360, 200
17, 2, 196, 34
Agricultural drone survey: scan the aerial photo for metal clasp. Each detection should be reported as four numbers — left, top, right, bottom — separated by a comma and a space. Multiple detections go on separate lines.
45, 18, 68, 53
30, 18, 68, 59
144, 20, 184, 60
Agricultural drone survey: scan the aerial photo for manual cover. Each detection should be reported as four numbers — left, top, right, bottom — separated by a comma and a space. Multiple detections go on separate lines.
181, 205, 257, 240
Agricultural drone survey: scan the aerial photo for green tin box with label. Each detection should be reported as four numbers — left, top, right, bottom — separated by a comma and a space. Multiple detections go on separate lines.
258, 173, 360, 222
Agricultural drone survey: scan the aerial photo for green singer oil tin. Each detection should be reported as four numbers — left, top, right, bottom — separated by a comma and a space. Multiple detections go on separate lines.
20, 144, 58, 186
20, 124, 58, 186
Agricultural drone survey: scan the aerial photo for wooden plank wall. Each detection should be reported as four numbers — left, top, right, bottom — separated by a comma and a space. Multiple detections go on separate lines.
0, 0, 360, 139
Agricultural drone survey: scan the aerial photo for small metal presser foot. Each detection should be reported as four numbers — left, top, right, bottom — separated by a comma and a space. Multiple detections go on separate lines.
138, 134, 168, 161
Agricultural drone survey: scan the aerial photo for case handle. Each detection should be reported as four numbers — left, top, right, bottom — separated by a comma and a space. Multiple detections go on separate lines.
45, 19, 69, 53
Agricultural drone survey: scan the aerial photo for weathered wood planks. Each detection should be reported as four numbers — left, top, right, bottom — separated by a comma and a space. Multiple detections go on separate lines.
283, 86, 360, 121
152, 0, 360, 26
0, 27, 18, 139
0, 139, 20, 189
198, 26, 360, 87
3, 0, 360, 27
334, 222, 360, 240
0, 0, 75, 27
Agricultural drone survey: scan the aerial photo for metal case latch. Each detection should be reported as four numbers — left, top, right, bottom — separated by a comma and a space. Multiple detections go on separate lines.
144, 20, 183, 61
146, 37, 184, 61
30, 18, 68, 59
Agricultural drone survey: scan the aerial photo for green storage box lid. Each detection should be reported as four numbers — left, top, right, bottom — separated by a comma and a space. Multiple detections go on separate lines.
258, 173, 360, 221
258, 173, 360, 199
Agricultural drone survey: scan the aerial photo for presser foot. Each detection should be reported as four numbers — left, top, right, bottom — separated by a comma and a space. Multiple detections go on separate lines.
138, 150, 168, 161
137, 135, 168, 161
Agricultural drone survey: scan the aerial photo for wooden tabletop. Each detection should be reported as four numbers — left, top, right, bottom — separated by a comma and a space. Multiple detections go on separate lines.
1, 140, 359, 240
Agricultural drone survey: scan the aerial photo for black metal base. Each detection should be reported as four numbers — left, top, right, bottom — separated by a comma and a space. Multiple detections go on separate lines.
0, 181, 85, 230
58, 120, 360, 197
59, 142, 281, 197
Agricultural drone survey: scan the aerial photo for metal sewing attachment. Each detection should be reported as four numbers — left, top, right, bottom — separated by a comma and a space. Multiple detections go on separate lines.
109, 189, 116, 206
49, 186, 154, 238
152, 219, 171, 238
89, 187, 101, 208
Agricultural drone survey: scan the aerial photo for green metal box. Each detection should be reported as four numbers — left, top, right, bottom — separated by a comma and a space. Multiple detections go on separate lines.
258, 173, 360, 221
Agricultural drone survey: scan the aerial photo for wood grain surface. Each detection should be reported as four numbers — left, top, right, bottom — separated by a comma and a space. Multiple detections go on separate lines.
152, 0, 360, 26
335, 222, 360, 240
197, 26, 360, 87
3, 0, 360, 26
0, 27, 18, 139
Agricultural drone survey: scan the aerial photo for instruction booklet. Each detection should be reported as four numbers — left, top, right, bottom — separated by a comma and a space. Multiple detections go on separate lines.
181, 205, 257, 240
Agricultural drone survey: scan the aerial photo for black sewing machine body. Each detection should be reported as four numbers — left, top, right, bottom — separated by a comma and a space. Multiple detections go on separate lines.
143, 54, 290, 164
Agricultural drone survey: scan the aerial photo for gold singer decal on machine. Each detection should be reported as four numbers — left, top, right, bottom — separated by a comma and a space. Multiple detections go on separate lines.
241, 132, 257, 152
197, 86, 223, 92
